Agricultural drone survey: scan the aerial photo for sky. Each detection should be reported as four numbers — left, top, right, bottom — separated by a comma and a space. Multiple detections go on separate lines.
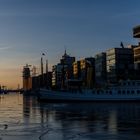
0, 0, 140, 88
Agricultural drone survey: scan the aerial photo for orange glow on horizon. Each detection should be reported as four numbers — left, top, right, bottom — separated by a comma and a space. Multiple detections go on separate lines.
0, 68, 22, 89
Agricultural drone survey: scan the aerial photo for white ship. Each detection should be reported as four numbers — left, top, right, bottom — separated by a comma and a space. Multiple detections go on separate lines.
38, 80, 140, 102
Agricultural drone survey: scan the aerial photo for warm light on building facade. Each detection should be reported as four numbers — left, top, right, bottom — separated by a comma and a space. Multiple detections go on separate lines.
134, 46, 140, 62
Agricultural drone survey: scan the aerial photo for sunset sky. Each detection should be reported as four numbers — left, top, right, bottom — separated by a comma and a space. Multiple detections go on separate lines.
0, 0, 140, 88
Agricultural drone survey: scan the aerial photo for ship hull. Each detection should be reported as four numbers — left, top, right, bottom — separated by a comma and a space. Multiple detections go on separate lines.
38, 88, 140, 102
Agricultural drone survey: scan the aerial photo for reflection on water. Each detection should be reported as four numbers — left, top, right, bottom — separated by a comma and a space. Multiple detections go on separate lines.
0, 93, 140, 140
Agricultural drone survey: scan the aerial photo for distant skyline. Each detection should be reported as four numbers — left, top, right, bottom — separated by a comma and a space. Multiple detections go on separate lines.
0, 0, 140, 88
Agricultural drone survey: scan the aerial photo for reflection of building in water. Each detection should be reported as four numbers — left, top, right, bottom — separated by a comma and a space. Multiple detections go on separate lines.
23, 96, 50, 130
108, 110, 117, 134
19, 100, 140, 139
41, 103, 140, 135
23, 96, 31, 119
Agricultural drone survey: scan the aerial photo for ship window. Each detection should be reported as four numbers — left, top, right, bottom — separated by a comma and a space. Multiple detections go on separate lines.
131, 90, 135, 94
97, 90, 100, 94
122, 90, 125, 94
106, 90, 108, 94
137, 90, 140, 94
109, 91, 112, 94
128, 82, 130, 86
123, 82, 126, 86
118, 90, 121, 94
127, 90, 130, 94
100, 90, 104, 94
132, 82, 135, 86
137, 83, 140, 85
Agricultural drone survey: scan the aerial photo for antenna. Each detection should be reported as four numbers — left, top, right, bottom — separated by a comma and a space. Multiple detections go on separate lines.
64, 45, 67, 55
120, 42, 124, 48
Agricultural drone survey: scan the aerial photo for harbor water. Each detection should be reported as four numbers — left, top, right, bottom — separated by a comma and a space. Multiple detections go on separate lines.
0, 93, 140, 140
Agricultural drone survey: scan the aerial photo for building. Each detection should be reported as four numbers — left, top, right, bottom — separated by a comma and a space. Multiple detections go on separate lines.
32, 72, 52, 90
60, 50, 75, 66
52, 51, 75, 89
95, 52, 107, 87
60, 50, 75, 80
44, 72, 52, 89
80, 57, 95, 88
52, 64, 63, 89
73, 61, 81, 79
22, 64, 32, 91
106, 48, 134, 83
133, 46, 140, 79
73, 58, 95, 89
133, 25, 140, 79
32, 76, 39, 89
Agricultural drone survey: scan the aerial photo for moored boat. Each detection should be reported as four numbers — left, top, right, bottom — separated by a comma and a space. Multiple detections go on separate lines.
38, 80, 140, 102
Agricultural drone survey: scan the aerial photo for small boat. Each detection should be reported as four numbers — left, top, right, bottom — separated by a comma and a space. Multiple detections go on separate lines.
38, 80, 140, 102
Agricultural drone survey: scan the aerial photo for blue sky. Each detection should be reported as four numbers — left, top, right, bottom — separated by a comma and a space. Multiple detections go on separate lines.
0, 0, 140, 88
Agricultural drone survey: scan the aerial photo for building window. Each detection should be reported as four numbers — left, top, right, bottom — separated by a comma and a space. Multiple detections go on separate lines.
127, 90, 130, 94
118, 90, 121, 94
122, 90, 125, 94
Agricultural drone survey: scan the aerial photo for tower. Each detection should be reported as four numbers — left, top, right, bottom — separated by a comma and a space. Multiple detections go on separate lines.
22, 64, 32, 91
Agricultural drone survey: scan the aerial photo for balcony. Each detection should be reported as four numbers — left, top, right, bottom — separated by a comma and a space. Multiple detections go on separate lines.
133, 25, 140, 38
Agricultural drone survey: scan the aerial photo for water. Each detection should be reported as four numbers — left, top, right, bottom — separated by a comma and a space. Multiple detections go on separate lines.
0, 93, 140, 140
